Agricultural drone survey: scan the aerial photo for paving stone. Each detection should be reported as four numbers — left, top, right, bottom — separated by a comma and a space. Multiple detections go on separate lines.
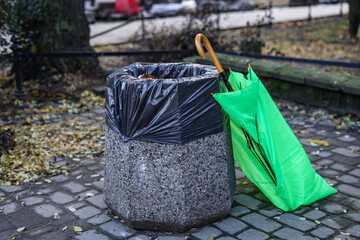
348, 145, 360, 151
229, 206, 250, 217
318, 169, 340, 177
259, 207, 283, 217
191, 226, 223, 240
92, 180, 104, 190
348, 169, 360, 177
36, 187, 56, 194
66, 202, 87, 211
242, 213, 281, 232
74, 206, 101, 219
63, 181, 87, 193
277, 213, 316, 231
332, 148, 359, 158
273, 227, 314, 240
217, 237, 237, 240
49, 192, 75, 204
319, 151, 332, 158
347, 225, 360, 237
331, 163, 351, 172
75, 230, 110, 240
23, 196, 44, 206
34, 204, 63, 218
338, 135, 357, 142
69, 169, 84, 176
337, 184, 360, 198
332, 234, 356, 240
320, 203, 347, 214
1, 202, 21, 214
338, 175, 359, 184
310, 226, 335, 239
100, 221, 134, 238
292, 206, 310, 215
35, 229, 68, 240
215, 217, 247, 234
129, 235, 151, 240
322, 217, 352, 229
316, 159, 334, 166
234, 194, 267, 209
76, 189, 99, 199
88, 213, 112, 225
49, 174, 69, 182
237, 229, 268, 240
86, 194, 107, 209
303, 210, 326, 220
346, 213, 360, 222
0, 185, 22, 193
158, 236, 185, 240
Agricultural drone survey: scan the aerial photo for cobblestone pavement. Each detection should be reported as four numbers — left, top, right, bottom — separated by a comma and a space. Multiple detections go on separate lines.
0, 102, 359, 240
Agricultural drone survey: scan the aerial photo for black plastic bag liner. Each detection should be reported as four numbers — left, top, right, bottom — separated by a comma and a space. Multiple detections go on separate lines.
106, 62, 223, 144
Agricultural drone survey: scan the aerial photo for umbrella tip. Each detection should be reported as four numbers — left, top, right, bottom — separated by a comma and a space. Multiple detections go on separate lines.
248, 63, 251, 70
210, 92, 214, 96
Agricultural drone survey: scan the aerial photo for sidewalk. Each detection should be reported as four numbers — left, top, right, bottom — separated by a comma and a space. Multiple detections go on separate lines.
90, 3, 348, 46
0, 101, 359, 240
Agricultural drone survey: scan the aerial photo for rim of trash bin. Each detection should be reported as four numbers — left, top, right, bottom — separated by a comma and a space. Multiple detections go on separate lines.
109, 62, 219, 83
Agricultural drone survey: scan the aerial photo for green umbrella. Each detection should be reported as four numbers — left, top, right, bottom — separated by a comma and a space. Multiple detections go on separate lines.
195, 34, 337, 211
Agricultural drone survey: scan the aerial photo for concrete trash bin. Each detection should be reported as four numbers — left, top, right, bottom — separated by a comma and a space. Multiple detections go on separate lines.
105, 62, 235, 232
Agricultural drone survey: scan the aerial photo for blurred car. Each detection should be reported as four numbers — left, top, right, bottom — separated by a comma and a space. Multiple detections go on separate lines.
150, 0, 197, 16
289, 0, 319, 6
319, 0, 339, 3
228, 0, 256, 11
198, 0, 228, 11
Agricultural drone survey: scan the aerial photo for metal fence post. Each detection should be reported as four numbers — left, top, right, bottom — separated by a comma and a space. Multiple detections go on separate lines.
308, 0, 312, 21
339, 0, 343, 16
10, 35, 26, 102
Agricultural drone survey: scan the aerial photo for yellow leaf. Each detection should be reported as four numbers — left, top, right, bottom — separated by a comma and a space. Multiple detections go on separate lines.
4, 181, 11, 186
73, 226, 82, 232
62, 226, 68, 231
315, 220, 321, 224
340, 232, 350, 236
306, 138, 330, 147
44, 179, 52, 183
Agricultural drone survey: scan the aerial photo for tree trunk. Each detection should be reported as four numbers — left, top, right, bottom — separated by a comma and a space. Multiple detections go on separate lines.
349, 0, 360, 38
20, 0, 98, 80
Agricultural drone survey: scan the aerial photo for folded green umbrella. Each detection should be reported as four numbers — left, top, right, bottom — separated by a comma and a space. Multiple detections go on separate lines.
213, 67, 337, 211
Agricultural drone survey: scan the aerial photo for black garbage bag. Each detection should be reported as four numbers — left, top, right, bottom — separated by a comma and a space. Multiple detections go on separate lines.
106, 62, 222, 144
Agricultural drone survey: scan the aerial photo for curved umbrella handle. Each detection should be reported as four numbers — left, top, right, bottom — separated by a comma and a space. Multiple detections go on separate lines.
195, 33, 224, 74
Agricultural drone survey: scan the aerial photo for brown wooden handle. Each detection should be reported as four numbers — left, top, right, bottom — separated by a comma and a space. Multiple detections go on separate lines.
195, 33, 224, 74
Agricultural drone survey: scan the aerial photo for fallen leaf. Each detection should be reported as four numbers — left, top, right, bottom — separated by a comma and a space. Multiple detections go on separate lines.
208, 236, 214, 240
306, 138, 330, 147
62, 226, 68, 231
293, 130, 309, 134
86, 193, 95, 197
4, 182, 11, 186
76, 174, 82, 179
274, 216, 280, 220
340, 231, 350, 236
73, 226, 82, 232
54, 213, 61, 219
242, 181, 248, 185
15, 195, 19, 201
44, 179, 52, 183
63, 170, 69, 176
299, 217, 306, 220
69, 206, 76, 212
17, 227, 26, 232
91, 174, 100, 178
315, 220, 321, 224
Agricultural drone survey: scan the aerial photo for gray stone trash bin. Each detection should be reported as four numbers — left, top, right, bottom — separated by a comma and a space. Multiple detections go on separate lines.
104, 62, 236, 232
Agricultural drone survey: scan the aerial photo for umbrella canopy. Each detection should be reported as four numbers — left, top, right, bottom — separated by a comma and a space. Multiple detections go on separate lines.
213, 67, 337, 211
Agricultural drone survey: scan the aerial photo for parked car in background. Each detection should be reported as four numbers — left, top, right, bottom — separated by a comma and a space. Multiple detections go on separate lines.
228, 0, 256, 11
150, 0, 197, 16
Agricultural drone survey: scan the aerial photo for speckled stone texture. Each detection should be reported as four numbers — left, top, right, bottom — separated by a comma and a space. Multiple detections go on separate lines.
105, 126, 235, 232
